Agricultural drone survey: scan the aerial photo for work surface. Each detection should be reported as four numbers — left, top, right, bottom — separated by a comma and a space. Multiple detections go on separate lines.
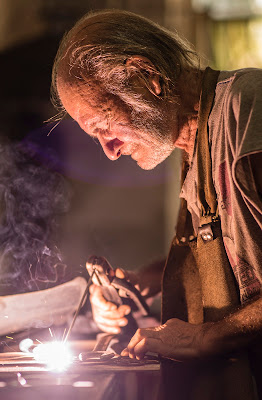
0, 340, 161, 400
1, 338, 250, 400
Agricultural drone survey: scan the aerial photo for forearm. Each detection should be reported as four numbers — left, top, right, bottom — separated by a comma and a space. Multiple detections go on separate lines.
201, 295, 262, 357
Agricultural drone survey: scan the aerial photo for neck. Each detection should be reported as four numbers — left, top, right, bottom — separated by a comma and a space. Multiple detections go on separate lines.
173, 68, 204, 160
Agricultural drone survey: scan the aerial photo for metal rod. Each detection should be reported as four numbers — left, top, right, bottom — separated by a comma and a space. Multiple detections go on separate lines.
94, 268, 103, 286
64, 270, 95, 343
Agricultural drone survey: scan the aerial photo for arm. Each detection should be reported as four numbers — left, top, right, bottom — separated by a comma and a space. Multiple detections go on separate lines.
203, 294, 262, 356
121, 294, 262, 361
122, 152, 262, 360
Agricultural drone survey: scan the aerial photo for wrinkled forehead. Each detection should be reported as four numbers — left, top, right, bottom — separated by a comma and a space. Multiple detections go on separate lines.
57, 76, 108, 109
56, 76, 131, 123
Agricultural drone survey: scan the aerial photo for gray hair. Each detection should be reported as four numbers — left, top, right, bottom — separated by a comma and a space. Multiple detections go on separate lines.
51, 9, 199, 117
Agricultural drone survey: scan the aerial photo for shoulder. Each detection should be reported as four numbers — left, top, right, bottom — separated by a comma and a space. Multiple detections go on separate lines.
217, 68, 262, 88
216, 69, 262, 157
218, 68, 262, 107
211, 68, 262, 129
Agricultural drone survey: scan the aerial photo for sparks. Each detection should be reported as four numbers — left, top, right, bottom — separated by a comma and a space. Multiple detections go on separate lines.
19, 338, 34, 353
17, 373, 27, 386
32, 341, 73, 372
62, 327, 67, 342
6, 336, 13, 340
73, 381, 94, 388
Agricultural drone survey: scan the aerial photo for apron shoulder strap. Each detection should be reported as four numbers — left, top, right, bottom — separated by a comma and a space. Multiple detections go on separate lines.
196, 67, 220, 226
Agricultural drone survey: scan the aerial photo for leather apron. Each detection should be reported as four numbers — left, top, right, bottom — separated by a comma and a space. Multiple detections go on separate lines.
160, 67, 257, 400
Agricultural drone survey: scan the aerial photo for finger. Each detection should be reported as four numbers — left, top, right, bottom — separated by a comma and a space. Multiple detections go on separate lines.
116, 269, 140, 297
115, 268, 126, 279
121, 338, 148, 359
133, 337, 163, 359
118, 288, 128, 298
86, 263, 101, 286
94, 304, 131, 319
115, 268, 138, 286
125, 328, 159, 357
122, 328, 147, 358
121, 347, 129, 357
90, 285, 117, 311
89, 284, 100, 296
96, 322, 121, 334
121, 337, 162, 360
94, 313, 128, 328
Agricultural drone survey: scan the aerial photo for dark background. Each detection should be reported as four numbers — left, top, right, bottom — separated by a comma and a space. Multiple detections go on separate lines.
1, 0, 261, 311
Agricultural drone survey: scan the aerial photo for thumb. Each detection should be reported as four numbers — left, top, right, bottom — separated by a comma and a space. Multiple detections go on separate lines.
115, 268, 127, 279
115, 268, 139, 298
115, 268, 138, 286
89, 284, 117, 311
133, 337, 166, 359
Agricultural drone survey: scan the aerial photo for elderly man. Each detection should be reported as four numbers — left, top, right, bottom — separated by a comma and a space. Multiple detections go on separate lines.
52, 9, 262, 397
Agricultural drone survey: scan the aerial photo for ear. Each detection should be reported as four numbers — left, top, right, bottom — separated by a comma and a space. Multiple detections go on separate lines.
125, 55, 161, 96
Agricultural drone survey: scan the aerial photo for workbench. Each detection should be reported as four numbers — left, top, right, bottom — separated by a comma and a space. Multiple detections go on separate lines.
0, 340, 161, 400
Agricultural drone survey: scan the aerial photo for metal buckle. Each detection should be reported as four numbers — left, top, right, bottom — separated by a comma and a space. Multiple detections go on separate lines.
198, 223, 213, 242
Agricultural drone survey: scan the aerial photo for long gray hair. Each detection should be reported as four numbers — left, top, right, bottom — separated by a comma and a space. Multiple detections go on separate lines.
51, 9, 199, 118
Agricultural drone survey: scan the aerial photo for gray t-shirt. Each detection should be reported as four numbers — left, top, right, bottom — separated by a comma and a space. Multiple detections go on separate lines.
180, 68, 262, 304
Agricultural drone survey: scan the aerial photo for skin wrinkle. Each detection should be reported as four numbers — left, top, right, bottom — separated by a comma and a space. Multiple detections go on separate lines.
57, 75, 181, 168
51, 9, 200, 108
52, 12, 262, 366
50, 7, 201, 132
57, 61, 202, 169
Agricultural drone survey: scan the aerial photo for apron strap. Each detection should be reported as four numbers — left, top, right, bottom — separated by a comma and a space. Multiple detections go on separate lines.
196, 67, 220, 225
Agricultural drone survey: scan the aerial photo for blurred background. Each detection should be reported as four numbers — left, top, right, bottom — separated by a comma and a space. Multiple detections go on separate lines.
1, 0, 262, 314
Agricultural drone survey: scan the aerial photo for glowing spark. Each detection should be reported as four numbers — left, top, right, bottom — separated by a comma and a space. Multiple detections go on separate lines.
62, 327, 67, 342
73, 381, 94, 388
49, 328, 53, 338
19, 338, 34, 353
17, 373, 27, 386
6, 336, 13, 340
35, 339, 42, 344
32, 341, 73, 371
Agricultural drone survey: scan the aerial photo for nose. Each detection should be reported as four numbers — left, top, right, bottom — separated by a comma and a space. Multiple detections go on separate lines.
98, 136, 124, 161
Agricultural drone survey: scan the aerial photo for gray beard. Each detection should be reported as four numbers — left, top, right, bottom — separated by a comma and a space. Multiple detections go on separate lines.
130, 103, 170, 144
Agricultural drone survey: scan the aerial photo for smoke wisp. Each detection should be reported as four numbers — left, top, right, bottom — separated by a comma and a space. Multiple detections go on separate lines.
0, 140, 72, 295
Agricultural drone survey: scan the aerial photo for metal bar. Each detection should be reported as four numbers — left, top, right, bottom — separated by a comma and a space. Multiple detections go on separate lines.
63, 270, 95, 343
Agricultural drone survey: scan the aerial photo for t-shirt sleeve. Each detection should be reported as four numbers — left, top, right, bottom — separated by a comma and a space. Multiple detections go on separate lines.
230, 70, 262, 156
228, 71, 262, 227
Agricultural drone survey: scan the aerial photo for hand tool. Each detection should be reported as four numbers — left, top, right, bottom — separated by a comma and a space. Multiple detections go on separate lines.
65, 255, 150, 344
86, 255, 150, 316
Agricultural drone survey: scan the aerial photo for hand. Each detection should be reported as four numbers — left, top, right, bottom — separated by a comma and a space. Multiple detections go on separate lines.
117, 260, 164, 300
89, 266, 143, 334
89, 281, 131, 334
121, 318, 208, 361
88, 259, 162, 334
115, 268, 151, 298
